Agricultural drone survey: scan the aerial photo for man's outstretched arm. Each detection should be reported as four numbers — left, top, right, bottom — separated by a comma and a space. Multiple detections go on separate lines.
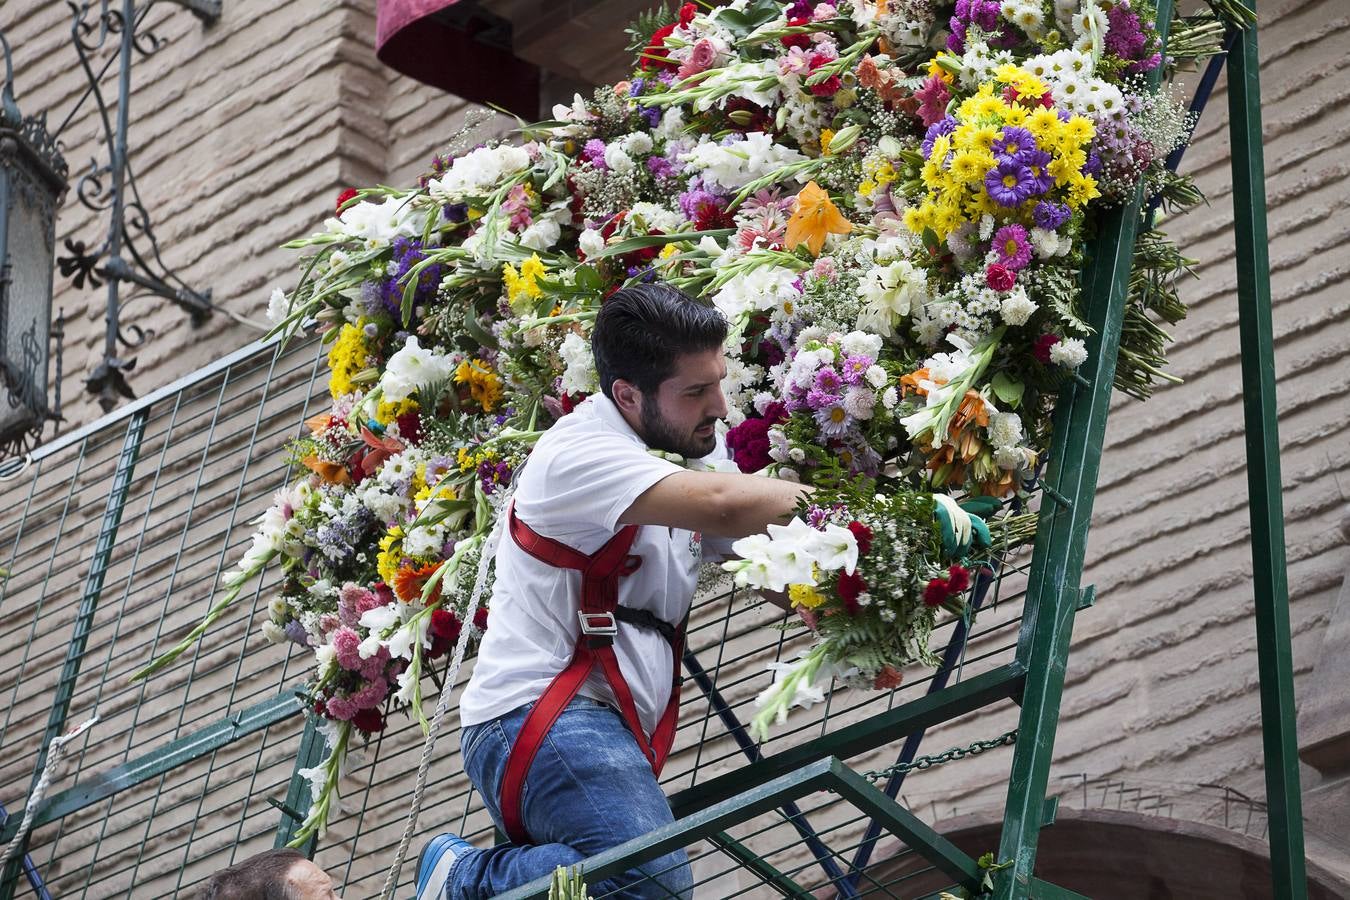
619, 470, 812, 538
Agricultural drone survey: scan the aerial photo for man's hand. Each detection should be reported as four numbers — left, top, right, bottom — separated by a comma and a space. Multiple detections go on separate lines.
619, 470, 813, 538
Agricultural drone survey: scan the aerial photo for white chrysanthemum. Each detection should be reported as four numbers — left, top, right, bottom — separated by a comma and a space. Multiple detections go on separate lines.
1050, 337, 1089, 368
840, 331, 884, 359
519, 213, 563, 252
843, 387, 876, 420
999, 288, 1038, 326
1029, 227, 1060, 259
881, 386, 899, 410
680, 131, 807, 191
987, 411, 1024, 449
381, 336, 454, 402
864, 365, 888, 389
995, 445, 1035, 471
402, 525, 443, 559
621, 132, 654, 155
559, 331, 599, 394
604, 143, 634, 174
978, 214, 997, 241
427, 144, 532, 201
655, 107, 687, 142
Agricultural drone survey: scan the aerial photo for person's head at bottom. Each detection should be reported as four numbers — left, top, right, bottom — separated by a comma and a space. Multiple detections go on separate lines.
591, 282, 730, 459
196, 848, 340, 899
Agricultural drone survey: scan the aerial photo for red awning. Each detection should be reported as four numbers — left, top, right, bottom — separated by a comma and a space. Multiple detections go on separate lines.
376, 0, 541, 120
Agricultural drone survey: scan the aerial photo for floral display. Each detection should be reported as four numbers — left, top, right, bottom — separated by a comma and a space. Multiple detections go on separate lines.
135, 0, 1234, 841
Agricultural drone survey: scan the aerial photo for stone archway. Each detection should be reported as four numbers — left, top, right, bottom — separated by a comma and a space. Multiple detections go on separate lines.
856, 808, 1350, 898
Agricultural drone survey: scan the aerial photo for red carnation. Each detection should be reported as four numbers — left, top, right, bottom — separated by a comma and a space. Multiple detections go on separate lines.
641, 23, 679, 71
678, 2, 697, 26
352, 708, 387, 734
946, 564, 971, 595
923, 577, 950, 607
428, 608, 463, 658
313, 699, 327, 717
1033, 333, 1060, 364
781, 17, 812, 48
396, 411, 423, 445
986, 263, 1016, 292
473, 607, 490, 630
336, 188, 358, 214
846, 521, 874, 556
837, 570, 867, 614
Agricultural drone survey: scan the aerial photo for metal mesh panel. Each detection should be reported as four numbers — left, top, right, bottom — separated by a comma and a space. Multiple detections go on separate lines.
0, 333, 1031, 898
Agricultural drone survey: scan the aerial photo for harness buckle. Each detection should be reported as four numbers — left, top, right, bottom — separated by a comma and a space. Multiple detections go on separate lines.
577, 611, 619, 637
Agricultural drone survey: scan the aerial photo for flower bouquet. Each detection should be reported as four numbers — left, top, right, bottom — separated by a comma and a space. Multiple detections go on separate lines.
133, 0, 1239, 841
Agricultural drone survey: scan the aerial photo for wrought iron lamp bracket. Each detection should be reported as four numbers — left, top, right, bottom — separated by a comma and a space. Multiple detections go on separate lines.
48, 0, 221, 412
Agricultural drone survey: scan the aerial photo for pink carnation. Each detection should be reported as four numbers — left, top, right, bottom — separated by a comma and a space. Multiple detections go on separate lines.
324, 696, 357, 721
332, 627, 363, 671
360, 646, 391, 681
914, 75, 952, 128
351, 678, 389, 710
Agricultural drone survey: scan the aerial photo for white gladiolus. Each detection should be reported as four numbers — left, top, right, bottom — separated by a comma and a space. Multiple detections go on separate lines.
578, 228, 606, 259
857, 259, 929, 337
559, 332, 599, 394
381, 336, 455, 402
427, 144, 532, 201
680, 131, 807, 190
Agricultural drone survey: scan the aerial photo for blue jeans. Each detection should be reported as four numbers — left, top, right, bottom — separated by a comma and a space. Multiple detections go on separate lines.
448, 697, 693, 900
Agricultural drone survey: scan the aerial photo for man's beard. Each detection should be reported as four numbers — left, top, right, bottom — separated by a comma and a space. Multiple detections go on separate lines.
639, 399, 718, 460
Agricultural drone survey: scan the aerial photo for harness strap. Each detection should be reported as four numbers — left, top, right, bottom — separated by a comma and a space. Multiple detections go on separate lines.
499, 503, 684, 845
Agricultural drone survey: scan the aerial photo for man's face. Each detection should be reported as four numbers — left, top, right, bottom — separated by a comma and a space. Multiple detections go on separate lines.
635, 347, 729, 459
284, 859, 341, 899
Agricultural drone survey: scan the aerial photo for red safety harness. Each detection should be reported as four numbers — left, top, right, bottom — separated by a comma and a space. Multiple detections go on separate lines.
498, 502, 686, 845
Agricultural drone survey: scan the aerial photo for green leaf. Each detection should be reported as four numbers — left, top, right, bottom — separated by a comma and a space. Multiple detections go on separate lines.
592, 229, 734, 259
464, 303, 500, 351
574, 265, 603, 292
921, 227, 941, 257
990, 371, 1024, 408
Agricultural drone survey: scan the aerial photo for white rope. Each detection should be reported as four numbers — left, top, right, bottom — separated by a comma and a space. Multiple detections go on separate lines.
1, 712, 100, 867
378, 488, 511, 900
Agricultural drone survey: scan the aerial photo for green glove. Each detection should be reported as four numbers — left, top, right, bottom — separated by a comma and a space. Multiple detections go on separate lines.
934, 494, 995, 557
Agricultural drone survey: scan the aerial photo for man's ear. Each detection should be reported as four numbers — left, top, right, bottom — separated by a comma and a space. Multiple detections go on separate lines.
611, 379, 642, 416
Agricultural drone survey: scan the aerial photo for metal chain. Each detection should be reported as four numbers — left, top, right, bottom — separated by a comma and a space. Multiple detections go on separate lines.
860, 730, 1018, 783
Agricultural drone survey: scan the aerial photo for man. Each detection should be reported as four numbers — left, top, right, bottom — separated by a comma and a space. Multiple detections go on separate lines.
418, 283, 809, 899
196, 848, 339, 899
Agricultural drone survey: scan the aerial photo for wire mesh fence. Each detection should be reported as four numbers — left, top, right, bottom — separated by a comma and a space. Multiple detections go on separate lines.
0, 336, 1031, 898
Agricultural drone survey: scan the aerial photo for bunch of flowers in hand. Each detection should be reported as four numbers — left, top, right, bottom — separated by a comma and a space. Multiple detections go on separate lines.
724, 479, 997, 740
134, 0, 1233, 841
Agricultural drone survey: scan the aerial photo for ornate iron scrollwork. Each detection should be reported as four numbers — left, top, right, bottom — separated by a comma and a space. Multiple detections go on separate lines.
47, 0, 222, 412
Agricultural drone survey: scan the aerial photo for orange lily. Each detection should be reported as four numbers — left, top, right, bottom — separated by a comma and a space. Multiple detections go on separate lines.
786, 181, 853, 257
302, 454, 350, 485
304, 413, 332, 435
359, 427, 405, 475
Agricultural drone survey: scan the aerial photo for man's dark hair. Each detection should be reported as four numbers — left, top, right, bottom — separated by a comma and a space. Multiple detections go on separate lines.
196, 848, 306, 899
591, 282, 727, 399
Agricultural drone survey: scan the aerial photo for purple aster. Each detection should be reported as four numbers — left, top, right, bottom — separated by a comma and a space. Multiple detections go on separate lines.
805, 387, 838, 411
1033, 201, 1071, 231
806, 505, 830, 529
813, 402, 854, 438
1084, 151, 1104, 177
814, 367, 843, 393
992, 126, 1037, 162
640, 106, 662, 128
985, 159, 1035, 208
1022, 148, 1055, 194
922, 116, 958, 157
992, 224, 1033, 271
840, 354, 872, 385
677, 188, 721, 220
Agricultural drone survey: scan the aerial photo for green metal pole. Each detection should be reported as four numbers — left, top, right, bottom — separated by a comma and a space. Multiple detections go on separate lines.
0, 411, 147, 900
1226, 9, 1308, 897
990, 7, 1174, 895
274, 714, 327, 857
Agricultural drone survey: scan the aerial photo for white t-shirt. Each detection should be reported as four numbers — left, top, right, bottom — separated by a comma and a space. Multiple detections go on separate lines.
459, 392, 734, 735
